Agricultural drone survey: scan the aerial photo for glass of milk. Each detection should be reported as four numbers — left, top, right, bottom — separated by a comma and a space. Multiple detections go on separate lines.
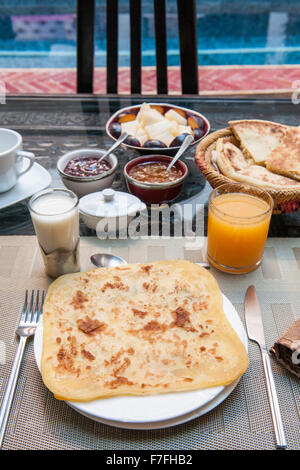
28, 188, 80, 278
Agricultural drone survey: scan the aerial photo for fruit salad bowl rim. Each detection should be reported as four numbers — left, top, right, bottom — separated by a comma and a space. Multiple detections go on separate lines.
105, 102, 211, 154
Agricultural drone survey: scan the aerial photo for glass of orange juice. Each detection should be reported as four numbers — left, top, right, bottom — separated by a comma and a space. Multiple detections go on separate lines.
207, 183, 273, 274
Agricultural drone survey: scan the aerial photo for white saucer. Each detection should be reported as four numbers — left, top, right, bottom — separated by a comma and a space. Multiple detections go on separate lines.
0, 163, 51, 210
34, 294, 248, 428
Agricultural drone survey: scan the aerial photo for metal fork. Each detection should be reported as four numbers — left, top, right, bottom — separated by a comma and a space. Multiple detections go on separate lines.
0, 289, 45, 448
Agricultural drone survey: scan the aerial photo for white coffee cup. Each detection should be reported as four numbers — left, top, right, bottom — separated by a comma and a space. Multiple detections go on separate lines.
0, 128, 35, 192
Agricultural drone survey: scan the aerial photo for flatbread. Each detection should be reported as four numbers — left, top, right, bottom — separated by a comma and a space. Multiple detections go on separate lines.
230, 164, 300, 190
41, 260, 249, 402
215, 138, 253, 178
266, 127, 300, 181
229, 119, 288, 165
215, 137, 300, 189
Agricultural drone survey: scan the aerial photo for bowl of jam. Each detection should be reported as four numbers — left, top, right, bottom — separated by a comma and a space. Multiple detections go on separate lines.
106, 102, 210, 156
57, 149, 118, 197
124, 155, 188, 205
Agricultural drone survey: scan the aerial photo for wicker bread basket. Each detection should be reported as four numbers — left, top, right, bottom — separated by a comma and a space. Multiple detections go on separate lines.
195, 128, 300, 214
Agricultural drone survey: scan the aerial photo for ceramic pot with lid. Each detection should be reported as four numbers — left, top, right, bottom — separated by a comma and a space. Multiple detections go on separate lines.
79, 188, 147, 234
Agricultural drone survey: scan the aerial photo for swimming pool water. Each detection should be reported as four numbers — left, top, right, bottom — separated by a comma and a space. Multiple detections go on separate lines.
0, 2, 299, 68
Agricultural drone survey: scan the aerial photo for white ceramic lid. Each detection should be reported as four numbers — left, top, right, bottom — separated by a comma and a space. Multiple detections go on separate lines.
79, 188, 146, 218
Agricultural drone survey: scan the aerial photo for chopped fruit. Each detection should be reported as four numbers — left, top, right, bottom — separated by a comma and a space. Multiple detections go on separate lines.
173, 108, 187, 118
110, 122, 121, 138
170, 133, 191, 147
145, 120, 172, 140
188, 115, 204, 129
140, 109, 164, 127
187, 116, 199, 129
154, 130, 175, 147
150, 105, 164, 114
124, 136, 141, 147
118, 113, 136, 123
143, 139, 167, 149
165, 109, 187, 126
121, 120, 139, 136
135, 128, 149, 146
137, 103, 162, 125
193, 127, 206, 140
170, 120, 179, 137
178, 125, 193, 135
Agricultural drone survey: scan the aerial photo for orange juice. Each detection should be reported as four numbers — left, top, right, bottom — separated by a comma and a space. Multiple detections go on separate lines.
207, 189, 273, 274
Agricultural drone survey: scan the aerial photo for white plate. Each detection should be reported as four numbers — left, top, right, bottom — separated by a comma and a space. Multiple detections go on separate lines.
0, 162, 51, 210
34, 294, 248, 426
67, 378, 240, 430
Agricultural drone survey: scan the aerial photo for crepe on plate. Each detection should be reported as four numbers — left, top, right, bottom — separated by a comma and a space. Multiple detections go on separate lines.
41, 260, 249, 402
215, 138, 300, 190
229, 119, 288, 165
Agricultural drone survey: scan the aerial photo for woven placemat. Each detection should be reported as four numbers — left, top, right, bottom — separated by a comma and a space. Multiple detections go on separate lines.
0, 236, 299, 450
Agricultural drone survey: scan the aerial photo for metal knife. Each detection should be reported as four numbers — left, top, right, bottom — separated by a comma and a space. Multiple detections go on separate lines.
245, 285, 287, 449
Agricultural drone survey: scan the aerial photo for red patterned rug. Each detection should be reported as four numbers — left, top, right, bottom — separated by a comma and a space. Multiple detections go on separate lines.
0, 65, 299, 95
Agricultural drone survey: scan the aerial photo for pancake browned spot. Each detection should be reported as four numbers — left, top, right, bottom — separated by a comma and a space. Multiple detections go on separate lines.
81, 349, 95, 361
101, 281, 129, 293
57, 347, 77, 372
140, 265, 152, 274
171, 307, 197, 332
143, 320, 162, 332
132, 308, 147, 318
71, 290, 88, 309
113, 356, 131, 376
105, 376, 134, 389
77, 316, 106, 335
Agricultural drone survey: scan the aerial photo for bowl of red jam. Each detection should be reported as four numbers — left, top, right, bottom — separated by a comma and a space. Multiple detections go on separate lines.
57, 149, 118, 197
124, 155, 188, 205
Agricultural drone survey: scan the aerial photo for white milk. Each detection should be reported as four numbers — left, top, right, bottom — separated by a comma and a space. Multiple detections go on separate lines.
30, 192, 79, 254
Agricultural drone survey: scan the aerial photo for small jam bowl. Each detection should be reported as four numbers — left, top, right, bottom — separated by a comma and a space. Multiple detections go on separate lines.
57, 148, 118, 198
124, 155, 188, 205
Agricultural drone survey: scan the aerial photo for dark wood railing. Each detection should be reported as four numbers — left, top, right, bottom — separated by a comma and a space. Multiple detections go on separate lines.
76, 0, 198, 95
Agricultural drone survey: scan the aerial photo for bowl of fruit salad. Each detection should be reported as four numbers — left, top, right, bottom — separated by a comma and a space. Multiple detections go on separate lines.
106, 102, 210, 155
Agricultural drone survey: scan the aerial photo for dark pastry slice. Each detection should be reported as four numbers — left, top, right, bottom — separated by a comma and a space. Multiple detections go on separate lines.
270, 319, 300, 378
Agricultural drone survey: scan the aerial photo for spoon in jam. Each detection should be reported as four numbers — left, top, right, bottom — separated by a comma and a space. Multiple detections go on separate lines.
89, 132, 128, 171
166, 134, 194, 172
